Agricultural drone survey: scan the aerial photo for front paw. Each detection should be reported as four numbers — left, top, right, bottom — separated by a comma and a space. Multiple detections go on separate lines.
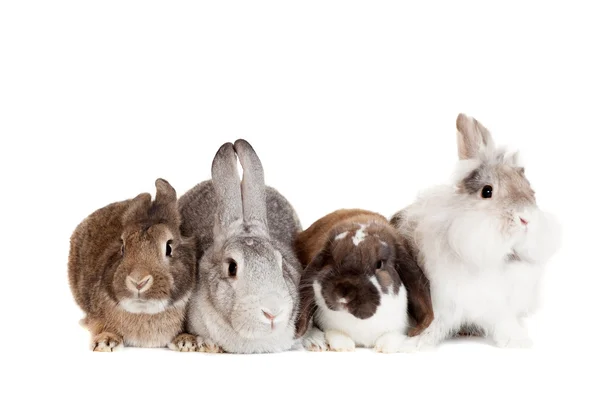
492, 321, 533, 349
325, 330, 355, 352
92, 332, 123, 352
494, 334, 533, 348
197, 337, 224, 353
375, 332, 418, 354
302, 328, 328, 352
168, 334, 198, 352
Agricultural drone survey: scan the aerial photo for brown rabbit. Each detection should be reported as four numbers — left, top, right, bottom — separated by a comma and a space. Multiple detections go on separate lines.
68, 179, 197, 352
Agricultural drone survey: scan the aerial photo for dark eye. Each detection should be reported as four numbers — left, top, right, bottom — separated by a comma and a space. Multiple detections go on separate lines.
121, 244, 125, 256
166, 240, 173, 257
376, 260, 384, 269
481, 185, 493, 199
228, 260, 237, 277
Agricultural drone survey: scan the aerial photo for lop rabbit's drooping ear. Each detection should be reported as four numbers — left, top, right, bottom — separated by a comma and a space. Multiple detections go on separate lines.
456, 113, 496, 160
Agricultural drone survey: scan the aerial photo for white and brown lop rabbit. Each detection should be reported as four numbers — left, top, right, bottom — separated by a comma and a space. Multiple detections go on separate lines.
294, 209, 433, 353
392, 114, 561, 348
180, 139, 303, 353
68, 179, 197, 351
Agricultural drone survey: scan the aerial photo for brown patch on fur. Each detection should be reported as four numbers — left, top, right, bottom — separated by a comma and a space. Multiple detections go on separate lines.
294, 209, 434, 338
68, 179, 196, 349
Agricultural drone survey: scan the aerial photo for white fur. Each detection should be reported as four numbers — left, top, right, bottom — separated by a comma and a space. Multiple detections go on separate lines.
118, 298, 170, 314
302, 327, 328, 351
335, 231, 348, 240
402, 188, 560, 349
119, 291, 191, 315
352, 224, 368, 246
313, 279, 413, 352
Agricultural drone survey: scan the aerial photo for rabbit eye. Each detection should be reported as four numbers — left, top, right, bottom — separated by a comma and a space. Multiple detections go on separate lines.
121, 244, 125, 256
166, 240, 173, 257
376, 260, 384, 269
481, 185, 493, 199
228, 260, 237, 277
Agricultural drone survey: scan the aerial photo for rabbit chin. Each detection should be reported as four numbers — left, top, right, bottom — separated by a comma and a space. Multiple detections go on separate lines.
231, 313, 292, 340
118, 298, 170, 314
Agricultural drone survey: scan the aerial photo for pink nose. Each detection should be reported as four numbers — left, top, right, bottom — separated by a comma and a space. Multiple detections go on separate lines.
519, 217, 528, 226
262, 310, 275, 321
126, 275, 153, 293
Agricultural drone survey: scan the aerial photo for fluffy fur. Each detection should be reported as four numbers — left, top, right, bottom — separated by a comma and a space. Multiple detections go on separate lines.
391, 114, 561, 348
294, 209, 433, 353
181, 139, 303, 354
68, 179, 197, 351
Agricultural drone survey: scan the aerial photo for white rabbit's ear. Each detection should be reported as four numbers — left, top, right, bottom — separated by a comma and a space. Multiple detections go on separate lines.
211, 142, 243, 231
233, 139, 268, 234
456, 113, 495, 160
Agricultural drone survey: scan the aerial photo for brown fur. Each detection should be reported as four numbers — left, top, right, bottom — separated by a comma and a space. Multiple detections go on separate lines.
294, 209, 433, 338
68, 179, 196, 350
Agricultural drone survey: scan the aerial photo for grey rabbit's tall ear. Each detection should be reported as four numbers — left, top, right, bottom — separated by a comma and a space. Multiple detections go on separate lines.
456, 113, 495, 160
295, 251, 327, 338
233, 139, 268, 234
211, 142, 243, 234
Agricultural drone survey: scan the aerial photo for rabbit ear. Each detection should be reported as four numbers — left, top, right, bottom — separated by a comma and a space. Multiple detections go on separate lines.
456, 113, 496, 160
211, 142, 243, 231
393, 241, 434, 337
295, 251, 326, 338
122, 192, 152, 225
154, 178, 177, 206
233, 139, 268, 232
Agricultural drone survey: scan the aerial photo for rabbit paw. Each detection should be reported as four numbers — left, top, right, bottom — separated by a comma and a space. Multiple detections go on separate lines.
375, 332, 418, 354
325, 330, 355, 352
494, 334, 533, 348
492, 320, 533, 348
92, 332, 123, 352
302, 327, 328, 352
168, 334, 198, 352
197, 337, 224, 353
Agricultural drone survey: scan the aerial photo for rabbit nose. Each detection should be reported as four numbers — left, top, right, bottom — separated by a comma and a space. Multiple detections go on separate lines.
261, 305, 282, 320
519, 217, 529, 226
126, 275, 153, 293
262, 310, 276, 321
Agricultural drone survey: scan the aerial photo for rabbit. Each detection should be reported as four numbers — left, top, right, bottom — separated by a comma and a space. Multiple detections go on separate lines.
391, 113, 561, 349
294, 209, 433, 353
180, 139, 303, 354
68, 179, 198, 352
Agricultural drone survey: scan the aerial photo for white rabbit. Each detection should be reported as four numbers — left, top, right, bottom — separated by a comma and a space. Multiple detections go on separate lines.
392, 114, 561, 348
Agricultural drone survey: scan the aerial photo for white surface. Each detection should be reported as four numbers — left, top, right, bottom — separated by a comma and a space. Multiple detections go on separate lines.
0, 1, 597, 399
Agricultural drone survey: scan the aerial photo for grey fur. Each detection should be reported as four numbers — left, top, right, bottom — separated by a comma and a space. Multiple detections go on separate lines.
181, 140, 303, 353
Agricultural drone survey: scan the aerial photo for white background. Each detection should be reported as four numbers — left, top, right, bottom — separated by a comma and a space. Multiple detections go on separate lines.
1, 1, 597, 399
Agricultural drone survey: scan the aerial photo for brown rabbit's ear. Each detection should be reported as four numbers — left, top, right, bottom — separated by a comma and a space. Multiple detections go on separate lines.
456, 113, 496, 161
122, 192, 152, 225
295, 251, 327, 338
154, 178, 177, 205
393, 240, 434, 336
